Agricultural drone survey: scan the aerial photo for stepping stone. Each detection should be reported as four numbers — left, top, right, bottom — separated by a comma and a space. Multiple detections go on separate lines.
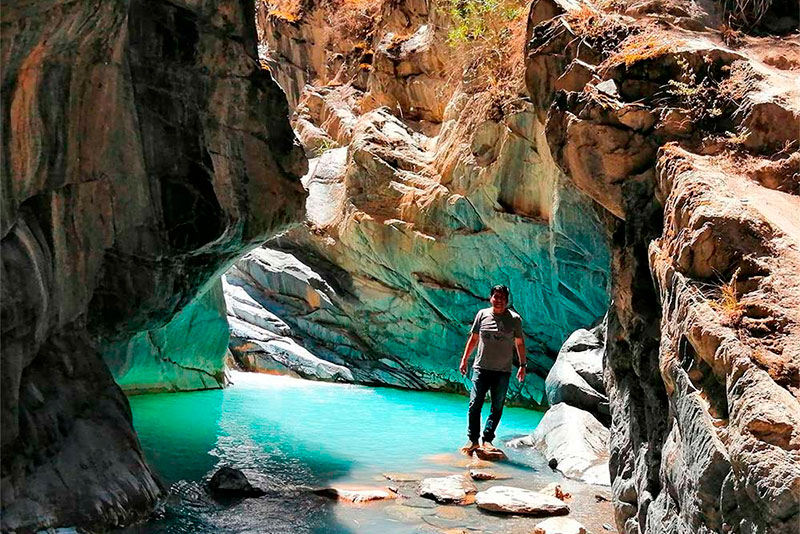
469, 469, 498, 480
313, 486, 397, 503
419, 475, 477, 504
474, 486, 570, 515
474, 447, 508, 461
534, 517, 588, 534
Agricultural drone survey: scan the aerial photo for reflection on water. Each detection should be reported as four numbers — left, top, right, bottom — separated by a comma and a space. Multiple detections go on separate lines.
119, 372, 550, 534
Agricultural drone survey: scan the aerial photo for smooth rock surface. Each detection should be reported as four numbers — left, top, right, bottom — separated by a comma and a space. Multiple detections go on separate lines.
533, 517, 587, 534
510, 403, 610, 486
419, 475, 477, 504
474, 486, 570, 515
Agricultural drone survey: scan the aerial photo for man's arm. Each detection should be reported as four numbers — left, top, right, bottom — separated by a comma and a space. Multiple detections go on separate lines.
514, 337, 527, 383
459, 333, 479, 376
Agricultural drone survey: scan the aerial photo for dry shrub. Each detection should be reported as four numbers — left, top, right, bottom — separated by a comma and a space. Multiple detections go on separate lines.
266, 0, 305, 22
721, 0, 774, 29
322, 0, 382, 41
602, 28, 681, 69
442, 0, 529, 99
710, 269, 746, 325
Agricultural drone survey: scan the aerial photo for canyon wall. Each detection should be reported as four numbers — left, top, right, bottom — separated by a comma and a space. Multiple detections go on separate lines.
227, 0, 612, 405
0, 0, 306, 529
526, 0, 800, 532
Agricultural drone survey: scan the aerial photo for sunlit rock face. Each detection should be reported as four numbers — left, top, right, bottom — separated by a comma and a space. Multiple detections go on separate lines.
0, 0, 305, 529
104, 280, 231, 393
526, 0, 800, 532
228, 0, 612, 406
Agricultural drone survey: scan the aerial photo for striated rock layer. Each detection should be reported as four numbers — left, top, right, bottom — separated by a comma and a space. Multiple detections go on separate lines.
229, 0, 612, 405
0, 0, 306, 530
527, 0, 800, 532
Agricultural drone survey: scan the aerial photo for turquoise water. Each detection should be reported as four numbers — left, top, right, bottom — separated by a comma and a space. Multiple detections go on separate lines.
121, 371, 551, 534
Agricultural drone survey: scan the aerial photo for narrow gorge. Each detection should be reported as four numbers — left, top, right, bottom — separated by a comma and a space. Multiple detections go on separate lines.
1, 0, 798, 533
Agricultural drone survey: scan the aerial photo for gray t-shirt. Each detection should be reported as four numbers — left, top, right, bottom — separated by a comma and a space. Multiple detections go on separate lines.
470, 308, 523, 372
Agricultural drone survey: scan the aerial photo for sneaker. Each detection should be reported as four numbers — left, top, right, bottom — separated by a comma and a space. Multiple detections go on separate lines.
460, 441, 479, 454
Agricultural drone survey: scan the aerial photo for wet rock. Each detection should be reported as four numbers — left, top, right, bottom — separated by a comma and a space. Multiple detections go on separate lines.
469, 469, 502, 480
208, 467, 266, 498
419, 475, 477, 504
313, 486, 397, 503
509, 403, 610, 486
474, 447, 509, 461
533, 517, 588, 534
474, 486, 570, 515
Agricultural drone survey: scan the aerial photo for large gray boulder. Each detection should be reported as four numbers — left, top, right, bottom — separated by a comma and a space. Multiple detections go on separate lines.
509, 403, 610, 486
545, 327, 608, 417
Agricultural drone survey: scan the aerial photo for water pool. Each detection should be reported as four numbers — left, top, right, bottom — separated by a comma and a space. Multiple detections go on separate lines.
120, 371, 611, 534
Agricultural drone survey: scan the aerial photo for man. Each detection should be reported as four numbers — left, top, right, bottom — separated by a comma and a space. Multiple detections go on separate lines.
459, 285, 526, 454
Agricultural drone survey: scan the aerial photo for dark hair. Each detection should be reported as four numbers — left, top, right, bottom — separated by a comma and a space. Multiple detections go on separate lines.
490, 285, 510, 298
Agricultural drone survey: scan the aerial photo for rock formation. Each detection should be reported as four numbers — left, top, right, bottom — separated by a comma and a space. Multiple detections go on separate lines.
526, 0, 800, 532
228, 0, 612, 406
1, 0, 305, 529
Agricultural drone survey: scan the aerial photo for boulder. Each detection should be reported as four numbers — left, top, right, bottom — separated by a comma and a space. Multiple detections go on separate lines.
419, 475, 477, 504
508, 403, 610, 486
208, 467, 266, 498
545, 327, 609, 417
474, 486, 570, 515
533, 517, 588, 534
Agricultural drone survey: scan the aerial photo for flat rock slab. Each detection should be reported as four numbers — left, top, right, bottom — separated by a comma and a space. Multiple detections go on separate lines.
474, 447, 508, 461
475, 486, 570, 515
419, 475, 477, 504
313, 487, 397, 503
534, 517, 588, 534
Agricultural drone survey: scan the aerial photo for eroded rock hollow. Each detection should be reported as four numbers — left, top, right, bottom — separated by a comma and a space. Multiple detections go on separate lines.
1, 0, 306, 529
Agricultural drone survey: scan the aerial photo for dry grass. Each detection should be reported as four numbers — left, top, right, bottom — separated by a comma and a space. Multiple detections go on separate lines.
710, 269, 746, 325
602, 28, 681, 69
722, 0, 774, 29
266, 0, 305, 22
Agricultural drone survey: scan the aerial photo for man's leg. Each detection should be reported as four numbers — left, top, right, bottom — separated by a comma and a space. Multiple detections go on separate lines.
467, 368, 491, 444
482, 371, 510, 444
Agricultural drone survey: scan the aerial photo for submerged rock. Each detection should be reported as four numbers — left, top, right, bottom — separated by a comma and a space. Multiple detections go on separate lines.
474, 486, 570, 515
419, 475, 477, 504
313, 487, 397, 503
208, 467, 266, 498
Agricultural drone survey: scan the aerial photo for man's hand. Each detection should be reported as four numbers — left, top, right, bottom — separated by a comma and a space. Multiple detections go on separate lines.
459, 359, 468, 376
516, 366, 526, 383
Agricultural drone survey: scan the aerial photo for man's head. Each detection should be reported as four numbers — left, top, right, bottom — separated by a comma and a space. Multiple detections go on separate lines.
489, 285, 510, 313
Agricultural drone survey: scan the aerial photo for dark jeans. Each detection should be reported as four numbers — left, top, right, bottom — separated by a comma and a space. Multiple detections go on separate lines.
467, 368, 511, 443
